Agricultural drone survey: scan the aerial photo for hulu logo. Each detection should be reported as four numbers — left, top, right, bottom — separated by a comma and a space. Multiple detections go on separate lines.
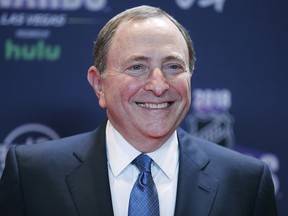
5, 39, 61, 61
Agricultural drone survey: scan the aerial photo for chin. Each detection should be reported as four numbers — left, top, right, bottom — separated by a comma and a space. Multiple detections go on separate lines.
144, 128, 173, 139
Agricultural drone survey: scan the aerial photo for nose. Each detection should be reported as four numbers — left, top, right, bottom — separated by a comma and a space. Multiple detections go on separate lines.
143, 68, 169, 96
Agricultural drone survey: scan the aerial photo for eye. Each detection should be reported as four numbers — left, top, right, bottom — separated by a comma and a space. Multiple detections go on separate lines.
168, 64, 181, 70
131, 65, 142, 70
125, 64, 149, 77
163, 63, 186, 76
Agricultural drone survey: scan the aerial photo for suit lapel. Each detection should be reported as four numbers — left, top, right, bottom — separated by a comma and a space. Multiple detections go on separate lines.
174, 129, 219, 216
66, 122, 114, 216
65, 125, 218, 216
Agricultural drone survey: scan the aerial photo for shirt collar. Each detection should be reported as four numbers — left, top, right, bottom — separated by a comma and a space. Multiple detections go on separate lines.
148, 132, 179, 180
106, 120, 179, 180
106, 121, 139, 177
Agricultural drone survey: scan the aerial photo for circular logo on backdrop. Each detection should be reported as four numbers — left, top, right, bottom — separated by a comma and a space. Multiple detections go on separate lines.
0, 123, 60, 177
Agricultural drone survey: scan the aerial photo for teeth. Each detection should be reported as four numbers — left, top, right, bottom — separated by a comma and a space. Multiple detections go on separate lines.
137, 102, 170, 109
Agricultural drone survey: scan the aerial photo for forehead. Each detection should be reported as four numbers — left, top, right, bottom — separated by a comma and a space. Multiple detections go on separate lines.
107, 16, 188, 61
115, 16, 183, 41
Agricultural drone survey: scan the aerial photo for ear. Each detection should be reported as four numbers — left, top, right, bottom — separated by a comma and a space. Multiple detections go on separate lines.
87, 66, 107, 108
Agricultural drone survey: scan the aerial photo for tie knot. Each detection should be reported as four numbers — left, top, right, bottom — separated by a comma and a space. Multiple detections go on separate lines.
133, 154, 152, 172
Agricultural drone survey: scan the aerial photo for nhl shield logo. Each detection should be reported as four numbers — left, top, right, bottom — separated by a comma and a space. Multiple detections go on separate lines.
185, 111, 235, 148
184, 88, 235, 148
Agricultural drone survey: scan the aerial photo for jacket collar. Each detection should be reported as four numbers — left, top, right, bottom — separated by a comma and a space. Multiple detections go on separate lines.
174, 128, 219, 216
66, 122, 114, 216
65, 123, 218, 216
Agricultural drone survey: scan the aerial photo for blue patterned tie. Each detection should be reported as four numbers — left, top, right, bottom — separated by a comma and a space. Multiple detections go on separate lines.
128, 154, 160, 216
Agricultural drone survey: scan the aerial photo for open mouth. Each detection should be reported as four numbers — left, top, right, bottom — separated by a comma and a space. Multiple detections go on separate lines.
136, 102, 173, 109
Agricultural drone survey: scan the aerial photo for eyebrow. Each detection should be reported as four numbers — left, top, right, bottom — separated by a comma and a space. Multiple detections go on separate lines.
125, 55, 151, 62
163, 55, 186, 65
125, 54, 186, 65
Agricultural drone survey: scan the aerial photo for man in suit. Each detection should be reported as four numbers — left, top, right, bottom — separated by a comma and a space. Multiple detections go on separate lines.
0, 5, 277, 216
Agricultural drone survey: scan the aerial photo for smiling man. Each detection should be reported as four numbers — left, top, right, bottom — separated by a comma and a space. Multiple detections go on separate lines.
0, 5, 277, 216
88, 13, 191, 153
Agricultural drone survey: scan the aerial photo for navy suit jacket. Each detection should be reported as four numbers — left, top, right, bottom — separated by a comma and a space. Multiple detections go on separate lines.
0, 122, 277, 216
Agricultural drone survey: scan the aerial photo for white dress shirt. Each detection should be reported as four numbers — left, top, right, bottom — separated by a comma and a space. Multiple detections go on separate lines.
106, 121, 179, 216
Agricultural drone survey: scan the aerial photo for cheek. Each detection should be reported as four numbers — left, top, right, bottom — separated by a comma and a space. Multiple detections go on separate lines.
126, 80, 143, 97
103, 76, 142, 105
171, 76, 191, 99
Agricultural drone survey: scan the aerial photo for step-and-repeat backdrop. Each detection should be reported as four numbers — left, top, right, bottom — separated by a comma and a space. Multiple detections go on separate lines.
1, 0, 287, 214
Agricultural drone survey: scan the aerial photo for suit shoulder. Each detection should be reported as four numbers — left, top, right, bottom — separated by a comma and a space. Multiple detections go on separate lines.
177, 128, 264, 169
4, 128, 103, 176
16, 131, 90, 152
13, 128, 101, 163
